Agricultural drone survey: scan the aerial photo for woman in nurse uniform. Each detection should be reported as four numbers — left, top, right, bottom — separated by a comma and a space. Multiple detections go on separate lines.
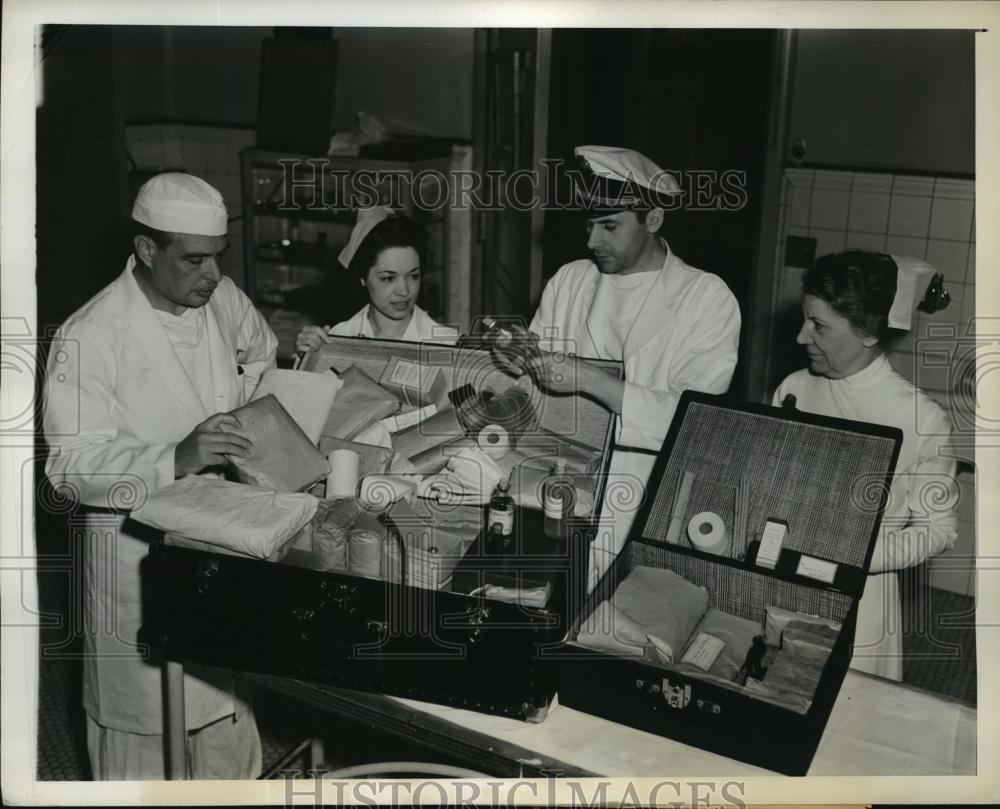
773, 250, 958, 681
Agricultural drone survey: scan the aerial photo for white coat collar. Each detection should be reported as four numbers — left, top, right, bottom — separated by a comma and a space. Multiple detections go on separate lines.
584, 238, 682, 359
118, 256, 240, 420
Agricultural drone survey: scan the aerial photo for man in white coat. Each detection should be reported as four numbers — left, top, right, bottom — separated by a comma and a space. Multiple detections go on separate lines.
43, 173, 277, 779
528, 146, 741, 588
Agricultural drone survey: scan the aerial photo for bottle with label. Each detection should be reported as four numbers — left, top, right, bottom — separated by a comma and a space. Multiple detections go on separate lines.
481, 317, 541, 376
543, 458, 576, 541
486, 521, 506, 556
488, 477, 515, 537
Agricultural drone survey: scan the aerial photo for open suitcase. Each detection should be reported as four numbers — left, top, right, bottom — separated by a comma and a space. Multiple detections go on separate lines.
556, 391, 901, 774
140, 336, 621, 722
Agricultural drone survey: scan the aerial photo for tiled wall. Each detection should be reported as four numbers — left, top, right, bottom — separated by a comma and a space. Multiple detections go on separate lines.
125, 124, 256, 288
772, 168, 977, 596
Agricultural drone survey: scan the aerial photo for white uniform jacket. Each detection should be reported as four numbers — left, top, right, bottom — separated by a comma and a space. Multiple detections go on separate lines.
330, 304, 460, 344
773, 355, 958, 681
529, 243, 740, 585
43, 257, 277, 734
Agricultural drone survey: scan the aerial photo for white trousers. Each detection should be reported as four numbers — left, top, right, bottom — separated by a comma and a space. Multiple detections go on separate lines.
86, 709, 263, 780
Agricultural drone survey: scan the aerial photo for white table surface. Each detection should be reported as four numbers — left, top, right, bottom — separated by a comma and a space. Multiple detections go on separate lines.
390, 669, 976, 776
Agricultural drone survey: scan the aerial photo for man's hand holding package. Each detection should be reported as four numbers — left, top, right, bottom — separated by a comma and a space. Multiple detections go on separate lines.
175, 412, 252, 477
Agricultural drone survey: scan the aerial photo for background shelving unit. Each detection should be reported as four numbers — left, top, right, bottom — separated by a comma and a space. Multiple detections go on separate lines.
240, 147, 452, 359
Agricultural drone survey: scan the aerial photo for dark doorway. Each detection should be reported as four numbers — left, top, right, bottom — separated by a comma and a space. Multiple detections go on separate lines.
544, 29, 776, 398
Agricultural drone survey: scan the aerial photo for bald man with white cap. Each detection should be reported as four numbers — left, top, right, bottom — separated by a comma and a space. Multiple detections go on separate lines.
527, 146, 741, 589
43, 173, 276, 779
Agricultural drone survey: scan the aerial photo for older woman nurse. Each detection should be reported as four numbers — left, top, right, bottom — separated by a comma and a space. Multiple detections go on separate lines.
772, 250, 958, 682
296, 210, 458, 350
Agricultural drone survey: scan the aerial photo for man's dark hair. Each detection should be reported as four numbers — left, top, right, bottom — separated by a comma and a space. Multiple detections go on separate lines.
131, 220, 173, 261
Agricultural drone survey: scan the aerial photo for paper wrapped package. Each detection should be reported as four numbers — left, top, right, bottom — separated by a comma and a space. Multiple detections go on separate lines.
320, 365, 401, 441
418, 446, 504, 505
674, 608, 761, 680
764, 605, 842, 647
392, 406, 468, 472
250, 368, 343, 444
576, 567, 709, 665
378, 356, 447, 408
131, 475, 320, 559
348, 511, 386, 578
311, 497, 365, 571
228, 394, 330, 492
781, 620, 839, 663
381, 498, 474, 590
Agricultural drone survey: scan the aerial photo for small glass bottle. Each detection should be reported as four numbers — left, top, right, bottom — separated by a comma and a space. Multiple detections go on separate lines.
488, 477, 515, 537
486, 521, 506, 556
543, 458, 576, 541
481, 317, 540, 376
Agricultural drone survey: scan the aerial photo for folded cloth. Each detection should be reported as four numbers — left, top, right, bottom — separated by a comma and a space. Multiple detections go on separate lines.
311, 497, 365, 571
481, 582, 551, 608
359, 475, 419, 510
575, 566, 710, 665
132, 476, 320, 559
674, 608, 762, 680
320, 365, 401, 442
250, 368, 342, 444
228, 394, 330, 492
418, 446, 504, 505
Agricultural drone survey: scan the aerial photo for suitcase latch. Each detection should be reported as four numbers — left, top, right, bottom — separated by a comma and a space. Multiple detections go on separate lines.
661, 677, 691, 710
194, 559, 220, 595
465, 605, 491, 645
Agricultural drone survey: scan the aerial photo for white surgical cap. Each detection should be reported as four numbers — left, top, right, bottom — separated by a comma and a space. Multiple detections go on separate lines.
132, 173, 228, 237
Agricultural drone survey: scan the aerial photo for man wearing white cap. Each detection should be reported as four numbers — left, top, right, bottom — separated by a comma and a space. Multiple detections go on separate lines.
43, 173, 276, 778
527, 146, 741, 588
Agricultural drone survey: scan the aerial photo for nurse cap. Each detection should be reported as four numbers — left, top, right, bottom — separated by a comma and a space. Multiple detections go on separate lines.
337, 205, 395, 268
888, 254, 950, 331
132, 173, 228, 237
573, 145, 682, 211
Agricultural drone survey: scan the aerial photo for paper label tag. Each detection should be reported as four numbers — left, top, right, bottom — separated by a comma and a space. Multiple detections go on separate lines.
381, 404, 438, 433
795, 554, 838, 584
488, 507, 514, 535
544, 493, 564, 520
757, 520, 787, 569
388, 360, 429, 392
680, 632, 726, 671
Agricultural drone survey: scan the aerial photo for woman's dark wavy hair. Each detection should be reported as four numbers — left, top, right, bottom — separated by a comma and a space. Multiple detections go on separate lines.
803, 250, 899, 344
348, 215, 428, 285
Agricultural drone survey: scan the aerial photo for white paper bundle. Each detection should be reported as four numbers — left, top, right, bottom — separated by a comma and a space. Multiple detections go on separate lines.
250, 368, 343, 444
131, 475, 320, 559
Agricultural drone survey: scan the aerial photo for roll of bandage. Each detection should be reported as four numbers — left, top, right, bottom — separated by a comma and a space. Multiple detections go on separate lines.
687, 511, 729, 555
476, 424, 511, 459
326, 449, 360, 498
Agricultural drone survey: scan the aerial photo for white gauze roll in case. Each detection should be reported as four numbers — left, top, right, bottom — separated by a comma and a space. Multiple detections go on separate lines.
687, 511, 728, 555
476, 424, 511, 459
